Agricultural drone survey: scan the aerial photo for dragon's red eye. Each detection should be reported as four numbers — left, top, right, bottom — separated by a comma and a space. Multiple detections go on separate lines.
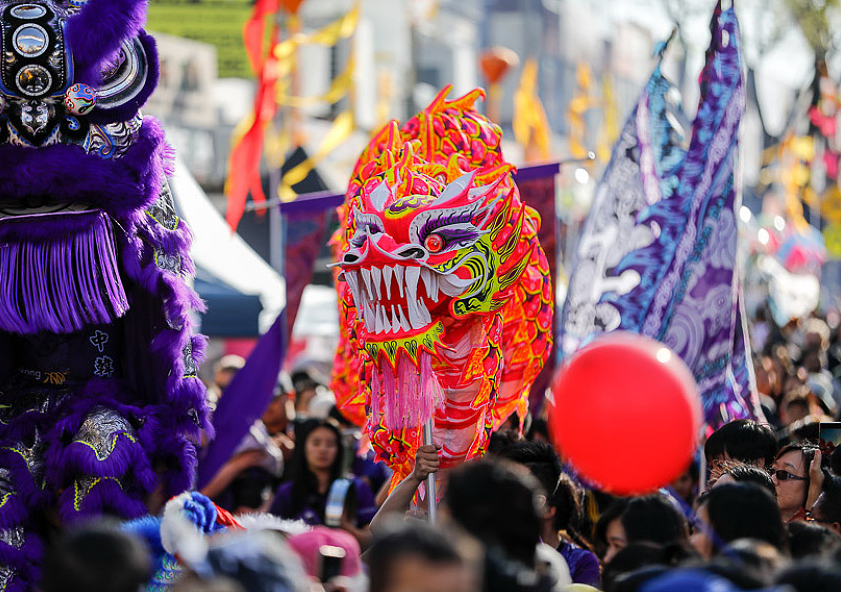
424, 234, 444, 253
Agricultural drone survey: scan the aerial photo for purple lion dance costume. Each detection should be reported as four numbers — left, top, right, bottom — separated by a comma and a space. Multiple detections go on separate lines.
0, 0, 210, 589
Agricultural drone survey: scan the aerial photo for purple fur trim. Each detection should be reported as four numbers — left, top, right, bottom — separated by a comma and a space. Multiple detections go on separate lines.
0, 472, 30, 531
88, 32, 160, 125
0, 529, 43, 588
43, 388, 157, 489
0, 211, 129, 334
51, 430, 156, 486
57, 477, 149, 524
65, 0, 150, 86
0, 118, 169, 218
0, 449, 49, 510
153, 434, 197, 496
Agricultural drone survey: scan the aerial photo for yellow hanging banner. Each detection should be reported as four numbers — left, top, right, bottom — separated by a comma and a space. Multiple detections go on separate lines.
512, 58, 551, 162
273, 2, 360, 62
279, 110, 355, 200
276, 56, 355, 107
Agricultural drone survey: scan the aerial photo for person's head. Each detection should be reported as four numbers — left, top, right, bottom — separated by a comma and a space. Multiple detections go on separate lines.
594, 498, 630, 564
704, 419, 777, 469
711, 538, 787, 588
782, 395, 810, 426
201, 530, 310, 592
293, 377, 322, 414
298, 418, 343, 476
691, 482, 785, 559
41, 521, 151, 592
786, 520, 841, 559
830, 445, 841, 476
601, 542, 689, 592
670, 461, 699, 504
496, 441, 582, 534
367, 522, 474, 592
809, 472, 841, 534
287, 418, 345, 517
445, 459, 542, 567
621, 495, 689, 547
261, 389, 290, 434
526, 418, 550, 443
173, 575, 247, 592
713, 463, 776, 498
771, 441, 818, 521
776, 561, 841, 592
213, 354, 245, 392
287, 526, 364, 589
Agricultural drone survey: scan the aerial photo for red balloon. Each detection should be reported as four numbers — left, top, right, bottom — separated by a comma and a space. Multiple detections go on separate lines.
550, 332, 701, 495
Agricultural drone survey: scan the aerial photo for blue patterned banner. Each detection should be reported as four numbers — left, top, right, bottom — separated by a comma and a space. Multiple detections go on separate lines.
561, 4, 763, 428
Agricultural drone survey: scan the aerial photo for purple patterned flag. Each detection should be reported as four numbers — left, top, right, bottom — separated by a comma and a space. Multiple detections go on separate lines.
197, 313, 284, 489
562, 4, 762, 428
561, 42, 687, 356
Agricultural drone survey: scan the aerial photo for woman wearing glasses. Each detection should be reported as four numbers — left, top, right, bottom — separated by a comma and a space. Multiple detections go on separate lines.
770, 442, 820, 522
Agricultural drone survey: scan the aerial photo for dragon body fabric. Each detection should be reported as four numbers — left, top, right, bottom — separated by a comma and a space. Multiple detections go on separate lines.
332, 87, 552, 486
0, 1, 209, 589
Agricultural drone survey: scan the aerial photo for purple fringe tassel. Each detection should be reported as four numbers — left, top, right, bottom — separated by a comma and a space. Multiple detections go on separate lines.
0, 210, 128, 334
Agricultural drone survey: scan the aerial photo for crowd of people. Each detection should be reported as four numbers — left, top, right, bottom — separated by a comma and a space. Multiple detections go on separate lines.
32, 309, 841, 592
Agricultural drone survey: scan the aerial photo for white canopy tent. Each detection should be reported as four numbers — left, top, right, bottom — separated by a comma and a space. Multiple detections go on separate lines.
168, 160, 285, 334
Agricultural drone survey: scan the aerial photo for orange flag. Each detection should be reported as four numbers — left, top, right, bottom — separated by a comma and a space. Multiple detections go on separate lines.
225, 0, 280, 231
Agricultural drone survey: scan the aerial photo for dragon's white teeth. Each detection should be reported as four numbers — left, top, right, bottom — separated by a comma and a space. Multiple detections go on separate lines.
383, 265, 393, 299
417, 298, 431, 325
371, 267, 382, 299
361, 268, 373, 299
345, 271, 360, 305
387, 305, 397, 332
394, 266, 405, 297
363, 300, 374, 331
398, 306, 411, 332
374, 304, 383, 334
405, 293, 424, 330
385, 305, 392, 333
405, 267, 420, 302
421, 268, 439, 301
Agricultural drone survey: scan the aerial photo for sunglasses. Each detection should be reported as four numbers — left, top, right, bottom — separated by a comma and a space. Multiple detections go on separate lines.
771, 469, 807, 481
805, 511, 830, 524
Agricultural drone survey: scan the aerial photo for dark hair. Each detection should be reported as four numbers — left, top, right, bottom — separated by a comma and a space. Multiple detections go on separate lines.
446, 459, 542, 566
776, 561, 841, 592
830, 445, 841, 476
815, 472, 841, 527
601, 542, 693, 592
40, 521, 151, 592
712, 539, 786, 587
594, 498, 630, 559
368, 522, 463, 592
496, 441, 592, 549
173, 575, 247, 592
286, 418, 344, 518
526, 418, 550, 442
621, 495, 689, 546
719, 464, 776, 497
698, 482, 786, 553
704, 419, 778, 466
786, 521, 841, 559
775, 441, 819, 501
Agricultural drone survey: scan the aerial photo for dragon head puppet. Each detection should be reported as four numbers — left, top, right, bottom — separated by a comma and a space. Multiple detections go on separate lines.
332, 87, 553, 484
